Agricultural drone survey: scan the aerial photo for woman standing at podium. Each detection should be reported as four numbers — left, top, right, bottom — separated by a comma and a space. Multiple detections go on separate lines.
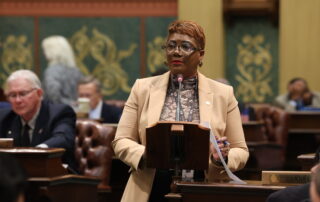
112, 20, 249, 202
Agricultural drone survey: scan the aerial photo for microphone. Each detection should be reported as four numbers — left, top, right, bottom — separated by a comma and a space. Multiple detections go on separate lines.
177, 74, 183, 83
176, 74, 183, 121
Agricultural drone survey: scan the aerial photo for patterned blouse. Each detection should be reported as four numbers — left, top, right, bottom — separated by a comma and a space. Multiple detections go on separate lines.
160, 74, 200, 123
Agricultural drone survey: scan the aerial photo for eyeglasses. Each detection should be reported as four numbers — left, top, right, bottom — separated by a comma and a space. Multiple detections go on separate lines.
162, 41, 201, 54
6, 88, 36, 100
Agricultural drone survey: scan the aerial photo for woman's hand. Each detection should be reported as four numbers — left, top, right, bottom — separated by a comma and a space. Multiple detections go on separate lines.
210, 136, 230, 162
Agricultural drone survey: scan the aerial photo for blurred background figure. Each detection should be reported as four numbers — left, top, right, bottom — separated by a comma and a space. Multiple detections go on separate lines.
0, 153, 27, 202
274, 78, 320, 111
78, 76, 122, 123
311, 164, 320, 202
42, 35, 83, 108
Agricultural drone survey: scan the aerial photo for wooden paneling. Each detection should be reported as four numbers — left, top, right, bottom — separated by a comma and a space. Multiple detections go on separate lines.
0, 0, 177, 17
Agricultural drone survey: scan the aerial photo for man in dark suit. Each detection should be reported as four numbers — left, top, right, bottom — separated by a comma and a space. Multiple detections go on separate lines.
0, 69, 76, 171
267, 146, 320, 202
77, 76, 122, 123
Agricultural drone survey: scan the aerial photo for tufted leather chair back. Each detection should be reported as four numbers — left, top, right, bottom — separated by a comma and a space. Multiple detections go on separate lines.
75, 120, 116, 191
247, 104, 289, 170
253, 104, 289, 148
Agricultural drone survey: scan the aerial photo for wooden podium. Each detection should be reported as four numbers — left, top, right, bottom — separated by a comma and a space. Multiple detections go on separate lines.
146, 121, 210, 171
0, 147, 67, 177
0, 148, 99, 202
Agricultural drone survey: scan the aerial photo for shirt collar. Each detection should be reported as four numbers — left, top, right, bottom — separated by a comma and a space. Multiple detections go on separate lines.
21, 102, 41, 130
89, 100, 103, 119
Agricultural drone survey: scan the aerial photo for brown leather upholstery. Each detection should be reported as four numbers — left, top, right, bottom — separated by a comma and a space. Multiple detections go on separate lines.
246, 104, 289, 171
75, 120, 116, 191
253, 104, 289, 147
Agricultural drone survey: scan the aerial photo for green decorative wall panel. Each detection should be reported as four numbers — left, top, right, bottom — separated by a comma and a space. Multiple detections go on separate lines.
225, 17, 278, 103
39, 17, 140, 100
145, 17, 175, 76
0, 17, 176, 100
0, 17, 34, 88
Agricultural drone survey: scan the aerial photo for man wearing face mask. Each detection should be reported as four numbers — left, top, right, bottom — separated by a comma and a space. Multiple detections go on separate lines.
112, 20, 249, 202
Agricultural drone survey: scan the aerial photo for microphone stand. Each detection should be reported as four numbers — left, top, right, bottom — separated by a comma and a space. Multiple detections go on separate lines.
173, 74, 183, 179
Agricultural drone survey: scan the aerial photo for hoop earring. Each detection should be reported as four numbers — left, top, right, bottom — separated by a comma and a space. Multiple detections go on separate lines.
199, 61, 203, 67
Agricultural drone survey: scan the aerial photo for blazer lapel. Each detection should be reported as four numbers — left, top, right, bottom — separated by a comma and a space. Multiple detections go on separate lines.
147, 72, 170, 126
198, 72, 214, 125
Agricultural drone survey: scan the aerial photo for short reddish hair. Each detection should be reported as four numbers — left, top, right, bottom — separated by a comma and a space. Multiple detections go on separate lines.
167, 20, 205, 50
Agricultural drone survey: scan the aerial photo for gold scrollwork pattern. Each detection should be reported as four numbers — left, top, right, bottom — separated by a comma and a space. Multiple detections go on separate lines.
147, 36, 166, 73
0, 35, 33, 87
235, 34, 273, 102
70, 26, 137, 96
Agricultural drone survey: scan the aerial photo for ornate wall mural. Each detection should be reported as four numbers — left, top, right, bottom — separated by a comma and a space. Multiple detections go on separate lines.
0, 17, 175, 100
145, 17, 175, 76
0, 17, 34, 88
235, 34, 273, 102
226, 17, 278, 103
0, 35, 33, 85
147, 36, 166, 74
70, 26, 136, 96
39, 17, 141, 100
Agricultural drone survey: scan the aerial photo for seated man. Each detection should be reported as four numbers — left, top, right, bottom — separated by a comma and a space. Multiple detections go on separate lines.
0, 69, 77, 171
77, 76, 122, 123
267, 146, 320, 202
311, 164, 320, 202
274, 78, 320, 111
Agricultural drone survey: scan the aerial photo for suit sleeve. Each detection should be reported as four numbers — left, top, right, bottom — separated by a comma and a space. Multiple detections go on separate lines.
42, 105, 76, 150
112, 79, 145, 171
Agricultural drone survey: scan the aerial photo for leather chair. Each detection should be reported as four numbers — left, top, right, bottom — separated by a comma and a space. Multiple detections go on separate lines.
253, 104, 289, 147
75, 120, 116, 191
239, 104, 289, 179
252, 104, 289, 168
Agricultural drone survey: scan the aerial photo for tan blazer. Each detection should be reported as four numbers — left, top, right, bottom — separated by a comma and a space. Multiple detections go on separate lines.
112, 71, 249, 202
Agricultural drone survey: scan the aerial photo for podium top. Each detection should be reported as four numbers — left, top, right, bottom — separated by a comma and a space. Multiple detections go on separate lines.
0, 147, 65, 158
147, 121, 210, 130
0, 147, 67, 177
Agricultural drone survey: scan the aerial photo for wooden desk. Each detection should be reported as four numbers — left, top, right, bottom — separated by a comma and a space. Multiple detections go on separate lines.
242, 121, 266, 142
166, 181, 285, 202
0, 148, 67, 177
286, 112, 320, 169
288, 112, 320, 134
27, 175, 99, 202
0, 148, 100, 202
298, 153, 316, 171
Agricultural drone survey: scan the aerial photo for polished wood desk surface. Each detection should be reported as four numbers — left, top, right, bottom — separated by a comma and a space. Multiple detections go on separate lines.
167, 180, 285, 202
28, 175, 99, 202
0, 147, 67, 177
298, 153, 316, 171
288, 111, 320, 133
0, 148, 100, 202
